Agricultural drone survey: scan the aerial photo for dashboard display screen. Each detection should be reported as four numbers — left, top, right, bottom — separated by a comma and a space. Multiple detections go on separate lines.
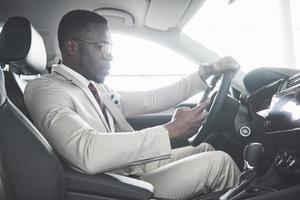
263, 90, 300, 133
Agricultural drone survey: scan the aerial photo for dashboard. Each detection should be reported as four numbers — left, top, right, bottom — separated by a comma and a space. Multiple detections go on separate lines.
247, 71, 300, 136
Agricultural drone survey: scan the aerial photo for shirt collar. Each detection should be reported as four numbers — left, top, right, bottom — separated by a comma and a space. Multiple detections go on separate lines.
52, 64, 90, 87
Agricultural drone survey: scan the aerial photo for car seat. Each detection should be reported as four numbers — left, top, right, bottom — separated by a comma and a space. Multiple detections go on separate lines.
0, 16, 154, 200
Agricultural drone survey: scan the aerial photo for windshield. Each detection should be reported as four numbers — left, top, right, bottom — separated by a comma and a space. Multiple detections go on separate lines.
183, 0, 300, 73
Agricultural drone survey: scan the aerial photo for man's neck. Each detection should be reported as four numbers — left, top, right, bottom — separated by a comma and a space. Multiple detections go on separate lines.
62, 59, 85, 78
56, 63, 90, 87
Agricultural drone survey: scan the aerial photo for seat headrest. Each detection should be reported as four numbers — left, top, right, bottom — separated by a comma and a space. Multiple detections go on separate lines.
0, 68, 7, 106
0, 16, 46, 75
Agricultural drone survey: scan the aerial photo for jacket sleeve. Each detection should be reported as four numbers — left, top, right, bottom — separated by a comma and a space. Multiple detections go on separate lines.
24, 77, 171, 174
119, 72, 207, 117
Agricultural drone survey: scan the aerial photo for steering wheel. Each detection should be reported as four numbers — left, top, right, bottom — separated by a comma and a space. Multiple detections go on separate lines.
189, 71, 234, 146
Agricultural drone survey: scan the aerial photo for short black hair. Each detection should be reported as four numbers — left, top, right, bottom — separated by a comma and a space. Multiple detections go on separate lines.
58, 10, 108, 52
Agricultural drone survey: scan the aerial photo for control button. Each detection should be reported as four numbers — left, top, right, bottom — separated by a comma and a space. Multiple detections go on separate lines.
286, 155, 296, 168
274, 155, 284, 167
274, 151, 299, 169
264, 120, 272, 128
240, 126, 251, 137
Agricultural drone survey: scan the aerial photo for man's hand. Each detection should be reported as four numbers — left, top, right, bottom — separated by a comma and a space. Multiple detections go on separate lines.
199, 56, 240, 80
164, 99, 211, 139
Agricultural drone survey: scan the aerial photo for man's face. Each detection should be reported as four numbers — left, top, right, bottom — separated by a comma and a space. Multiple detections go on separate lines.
75, 22, 113, 83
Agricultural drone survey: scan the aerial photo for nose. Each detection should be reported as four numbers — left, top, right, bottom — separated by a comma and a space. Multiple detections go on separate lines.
105, 53, 113, 61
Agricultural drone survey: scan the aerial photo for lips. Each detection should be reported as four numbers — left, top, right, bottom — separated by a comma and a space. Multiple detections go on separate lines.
100, 66, 111, 74
101, 66, 110, 69
100, 63, 111, 72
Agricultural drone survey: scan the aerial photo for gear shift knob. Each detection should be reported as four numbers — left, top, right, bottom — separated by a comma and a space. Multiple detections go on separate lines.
243, 143, 264, 170
219, 143, 264, 200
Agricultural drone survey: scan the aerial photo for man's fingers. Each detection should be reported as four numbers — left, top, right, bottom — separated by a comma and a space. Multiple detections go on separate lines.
212, 56, 240, 75
201, 110, 209, 120
222, 56, 240, 71
192, 98, 211, 113
176, 106, 191, 112
192, 111, 209, 131
197, 110, 209, 124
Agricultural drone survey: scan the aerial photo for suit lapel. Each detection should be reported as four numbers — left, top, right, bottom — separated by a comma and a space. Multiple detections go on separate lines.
95, 84, 134, 132
53, 65, 111, 132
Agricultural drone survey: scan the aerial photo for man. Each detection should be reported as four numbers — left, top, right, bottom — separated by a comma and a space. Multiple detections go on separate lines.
24, 10, 240, 199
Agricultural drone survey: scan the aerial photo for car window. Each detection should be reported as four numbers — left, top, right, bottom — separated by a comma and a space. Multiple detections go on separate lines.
107, 33, 202, 103
291, 0, 300, 68
183, 0, 300, 73
108, 33, 198, 90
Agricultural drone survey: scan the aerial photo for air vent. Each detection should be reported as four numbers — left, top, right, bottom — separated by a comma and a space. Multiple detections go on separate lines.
286, 74, 300, 89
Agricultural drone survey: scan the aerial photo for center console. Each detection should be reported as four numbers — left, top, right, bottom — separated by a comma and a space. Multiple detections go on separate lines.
200, 72, 300, 200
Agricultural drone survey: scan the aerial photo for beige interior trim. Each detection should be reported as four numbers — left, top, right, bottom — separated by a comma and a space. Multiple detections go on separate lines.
145, 0, 191, 31
94, 8, 135, 27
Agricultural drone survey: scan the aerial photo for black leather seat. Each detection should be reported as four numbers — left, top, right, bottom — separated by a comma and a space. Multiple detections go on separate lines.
0, 16, 65, 200
0, 67, 65, 199
0, 16, 46, 118
0, 16, 154, 200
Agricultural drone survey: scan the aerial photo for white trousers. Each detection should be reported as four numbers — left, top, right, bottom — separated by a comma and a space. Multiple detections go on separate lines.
141, 143, 241, 199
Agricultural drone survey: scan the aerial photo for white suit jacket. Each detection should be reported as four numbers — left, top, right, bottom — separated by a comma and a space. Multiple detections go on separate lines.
24, 64, 207, 175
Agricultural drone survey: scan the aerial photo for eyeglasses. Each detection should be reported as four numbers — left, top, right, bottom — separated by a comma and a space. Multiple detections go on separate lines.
71, 36, 113, 59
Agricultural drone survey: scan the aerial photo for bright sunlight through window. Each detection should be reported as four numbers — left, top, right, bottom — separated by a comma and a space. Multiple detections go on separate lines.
291, 0, 300, 68
183, 0, 300, 73
106, 34, 198, 92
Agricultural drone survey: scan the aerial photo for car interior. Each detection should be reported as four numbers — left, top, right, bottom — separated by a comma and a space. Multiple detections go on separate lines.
1, 0, 300, 200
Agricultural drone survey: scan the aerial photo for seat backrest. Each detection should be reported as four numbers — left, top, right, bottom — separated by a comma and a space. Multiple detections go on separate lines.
0, 17, 65, 200
0, 16, 47, 117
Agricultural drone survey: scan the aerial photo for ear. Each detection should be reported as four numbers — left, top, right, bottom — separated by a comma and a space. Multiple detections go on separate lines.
64, 38, 78, 56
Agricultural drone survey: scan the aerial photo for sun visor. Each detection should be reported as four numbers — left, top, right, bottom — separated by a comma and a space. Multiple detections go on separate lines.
145, 0, 192, 31
94, 8, 134, 27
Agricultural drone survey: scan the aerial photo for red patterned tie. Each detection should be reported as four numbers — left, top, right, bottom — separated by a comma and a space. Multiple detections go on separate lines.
88, 83, 111, 130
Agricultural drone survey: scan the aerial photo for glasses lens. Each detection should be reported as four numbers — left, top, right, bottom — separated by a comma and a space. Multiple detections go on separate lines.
101, 44, 113, 58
